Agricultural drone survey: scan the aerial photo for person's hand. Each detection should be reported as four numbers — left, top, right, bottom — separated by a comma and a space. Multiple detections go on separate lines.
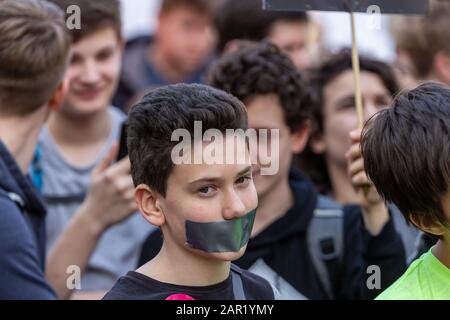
346, 129, 389, 235
80, 144, 138, 233
345, 129, 383, 208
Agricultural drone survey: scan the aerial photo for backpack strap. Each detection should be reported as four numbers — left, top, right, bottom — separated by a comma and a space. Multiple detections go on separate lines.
307, 195, 344, 300
230, 264, 246, 300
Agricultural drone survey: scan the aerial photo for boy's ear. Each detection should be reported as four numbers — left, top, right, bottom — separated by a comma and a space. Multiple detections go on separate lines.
410, 213, 446, 237
135, 184, 166, 227
433, 51, 450, 84
223, 39, 244, 54
118, 37, 125, 53
48, 78, 68, 112
291, 120, 312, 154
309, 130, 326, 155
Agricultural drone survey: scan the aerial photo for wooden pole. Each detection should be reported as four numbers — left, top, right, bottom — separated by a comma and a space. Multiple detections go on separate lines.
350, 12, 364, 129
350, 12, 370, 195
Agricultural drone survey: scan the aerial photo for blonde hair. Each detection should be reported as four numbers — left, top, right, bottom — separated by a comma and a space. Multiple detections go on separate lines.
0, 0, 71, 116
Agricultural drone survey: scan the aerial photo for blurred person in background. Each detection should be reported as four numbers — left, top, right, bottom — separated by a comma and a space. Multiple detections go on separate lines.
389, 16, 423, 90
299, 50, 435, 264
40, 0, 154, 299
113, 0, 217, 110
390, 0, 450, 87
0, 0, 113, 300
215, 0, 316, 70
300, 50, 399, 204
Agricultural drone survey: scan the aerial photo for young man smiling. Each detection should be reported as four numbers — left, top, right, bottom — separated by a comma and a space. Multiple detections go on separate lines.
39, 0, 153, 299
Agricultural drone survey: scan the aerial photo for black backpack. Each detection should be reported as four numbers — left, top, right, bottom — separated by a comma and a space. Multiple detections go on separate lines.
307, 195, 424, 299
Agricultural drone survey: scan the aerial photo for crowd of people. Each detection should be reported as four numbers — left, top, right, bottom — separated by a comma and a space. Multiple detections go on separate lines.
0, 0, 449, 300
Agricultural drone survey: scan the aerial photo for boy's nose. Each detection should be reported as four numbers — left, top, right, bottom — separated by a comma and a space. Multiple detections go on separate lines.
80, 61, 101, 84
222, 191, 247, 220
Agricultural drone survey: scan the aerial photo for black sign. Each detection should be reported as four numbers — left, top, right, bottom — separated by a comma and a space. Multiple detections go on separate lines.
263, 0, 429, 14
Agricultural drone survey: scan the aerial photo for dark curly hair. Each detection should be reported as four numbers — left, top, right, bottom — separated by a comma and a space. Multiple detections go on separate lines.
207, 42, 312, 133
298, 49, 400, 195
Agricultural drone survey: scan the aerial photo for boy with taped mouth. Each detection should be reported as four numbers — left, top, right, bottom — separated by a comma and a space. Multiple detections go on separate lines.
103, 83, 274, 300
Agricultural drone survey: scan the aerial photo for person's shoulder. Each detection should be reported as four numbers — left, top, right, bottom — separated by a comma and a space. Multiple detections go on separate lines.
124, 35, 151, 53
0, 195, 28, 235
235, 265, 275, 300
121, 36, 152, 79
0, 196, 56, 299
0, 197, 29, 251
0, 193, 43, 257
375, 257, 426, 300
103, 271, 169, 300
109, 106, 127, 123
103, 272, 148, 300
102, 276, 132, 300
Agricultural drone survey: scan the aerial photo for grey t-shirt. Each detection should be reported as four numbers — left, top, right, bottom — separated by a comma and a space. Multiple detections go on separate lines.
39, 107, 154, 291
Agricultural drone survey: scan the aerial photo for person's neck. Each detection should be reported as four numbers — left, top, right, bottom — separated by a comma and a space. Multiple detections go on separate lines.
0, 110, 47, 173
432, 238, 450, 269
138, 240, 230, 287
328, 160, 358, 204
427, 72, 450, 87
251, 175, 294, 237
148, 43, 188, 83
47, 108, 110, 148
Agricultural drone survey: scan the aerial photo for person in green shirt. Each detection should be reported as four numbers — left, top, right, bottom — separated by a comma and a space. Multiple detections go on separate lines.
376, 249, 450, 299
361, 82, 450, 300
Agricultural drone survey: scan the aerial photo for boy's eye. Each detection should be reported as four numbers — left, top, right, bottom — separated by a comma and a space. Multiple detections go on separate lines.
338, 101, 355, 110
336, 96, 356, 111
70, 55, 82, 65
236, 176, 251, 185
375, 96, 392, 109
97, 49, 113, 61
198, 186, 215, 195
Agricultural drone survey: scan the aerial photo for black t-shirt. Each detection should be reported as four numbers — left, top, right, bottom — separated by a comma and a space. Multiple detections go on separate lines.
103, 266, 274, 300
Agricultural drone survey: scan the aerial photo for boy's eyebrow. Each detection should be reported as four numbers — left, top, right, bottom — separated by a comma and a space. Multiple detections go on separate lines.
237, 166, 252, 177
188, 166, 252, 185
72, 44, 118, 57
337, 94, 355, 102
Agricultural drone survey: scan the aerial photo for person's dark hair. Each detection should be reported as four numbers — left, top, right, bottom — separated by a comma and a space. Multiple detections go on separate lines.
361, 82, 450, 238
127, 83, 248, 197
298, 49, 400, 194
215, 0, 308, 52
207, 42, 312, 133
48, 0, 121, 43
160, 0, 215, 16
